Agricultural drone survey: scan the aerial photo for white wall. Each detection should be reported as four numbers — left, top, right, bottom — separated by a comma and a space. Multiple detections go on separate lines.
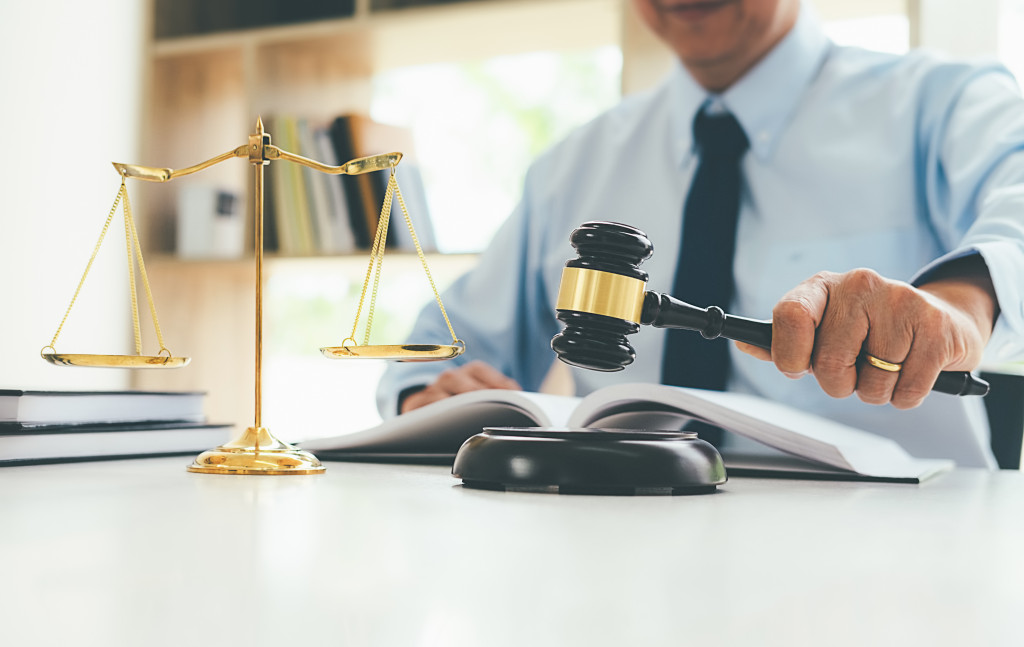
0, 1, 144, 389
910, 0, 1001, 57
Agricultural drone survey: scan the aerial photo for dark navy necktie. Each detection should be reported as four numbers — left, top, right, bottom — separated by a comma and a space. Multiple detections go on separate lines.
661, 109, 749, 445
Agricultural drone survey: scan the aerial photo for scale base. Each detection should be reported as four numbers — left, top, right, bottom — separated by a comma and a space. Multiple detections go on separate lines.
453, 428, 726, 495
187, 426, 325, 475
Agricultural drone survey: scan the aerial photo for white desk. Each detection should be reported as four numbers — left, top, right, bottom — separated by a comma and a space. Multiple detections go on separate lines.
1, 458, 1021, 647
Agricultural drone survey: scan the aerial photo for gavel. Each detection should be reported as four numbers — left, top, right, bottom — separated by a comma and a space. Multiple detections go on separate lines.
550, 221, 989, 397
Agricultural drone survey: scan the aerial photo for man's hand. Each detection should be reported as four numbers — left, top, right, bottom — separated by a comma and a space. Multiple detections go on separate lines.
736, 261, 998, 409
400, 360, 522, 413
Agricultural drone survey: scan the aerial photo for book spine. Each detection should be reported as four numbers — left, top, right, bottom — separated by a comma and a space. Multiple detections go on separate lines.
296, 117, 333, 254
314, 126, 357, 254
267, 115, 297, 254
329, 116, 372, 249
281, 115, 316, 255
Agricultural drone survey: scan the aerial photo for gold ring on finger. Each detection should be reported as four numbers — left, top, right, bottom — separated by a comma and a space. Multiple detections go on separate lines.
865, 354, 903, 373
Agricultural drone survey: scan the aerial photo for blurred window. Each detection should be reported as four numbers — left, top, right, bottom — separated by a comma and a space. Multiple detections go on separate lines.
371, 48, 623, 253
1000, 0, 1024, 82
823, 13, 910, 54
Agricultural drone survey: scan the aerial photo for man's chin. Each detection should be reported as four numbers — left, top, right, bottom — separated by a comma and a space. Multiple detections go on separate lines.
668, 39, 740, 68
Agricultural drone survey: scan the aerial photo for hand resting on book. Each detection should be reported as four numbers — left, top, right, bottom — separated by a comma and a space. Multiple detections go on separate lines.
401, 360, 522, 414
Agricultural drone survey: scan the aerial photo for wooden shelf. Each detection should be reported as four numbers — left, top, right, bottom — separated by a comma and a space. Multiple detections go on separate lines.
144, 251, 478, 269
152, 0, 619, 71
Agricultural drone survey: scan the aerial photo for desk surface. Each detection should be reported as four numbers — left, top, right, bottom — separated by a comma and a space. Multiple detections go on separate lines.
1, 458, 1021, 647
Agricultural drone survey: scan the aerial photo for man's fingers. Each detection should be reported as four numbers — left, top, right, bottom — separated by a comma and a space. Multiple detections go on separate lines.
461, 360, 523, 391
402, 361, 521, 414
435, 361, 515, 395
771, 273, 832, 378
735, 341, 772, 362
812, 269, 916, 401
854, 350, 906, 405
886, 345, 936, 409
400, 386, 449, 413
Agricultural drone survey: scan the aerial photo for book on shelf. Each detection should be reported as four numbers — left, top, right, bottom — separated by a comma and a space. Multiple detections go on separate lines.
277, 115, 317, 255
371, 0, 469, 10
328, 115, 376, 249
313, 125, 357, 254
266, 115, 295, 254
262, 112, 437, 256
328, 114, 438, 252
0, 420, 234, 466
348, 114, 410, 249
260, 112, 436, 253
263, 159, 280, 253
296, 117, 329, 253
299, 117, 356, 254
154, 0, 357, 39
349, 114, 438, 252
300, 384, 955, 483
0, 389, 206, 427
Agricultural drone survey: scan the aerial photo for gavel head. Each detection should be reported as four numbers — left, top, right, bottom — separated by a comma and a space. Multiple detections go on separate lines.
550, 221, 653, 372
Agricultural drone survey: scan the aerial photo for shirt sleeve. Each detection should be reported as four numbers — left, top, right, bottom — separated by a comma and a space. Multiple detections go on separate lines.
914, 65, 1024, 365
375, 166, 562, 417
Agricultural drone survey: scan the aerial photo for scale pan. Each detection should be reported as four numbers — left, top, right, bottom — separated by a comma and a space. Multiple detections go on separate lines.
41, 353, 191, 368
320, 344, 465, 362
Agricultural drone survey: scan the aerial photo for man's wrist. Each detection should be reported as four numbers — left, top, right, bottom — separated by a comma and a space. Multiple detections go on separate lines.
917, 254, 1000, 335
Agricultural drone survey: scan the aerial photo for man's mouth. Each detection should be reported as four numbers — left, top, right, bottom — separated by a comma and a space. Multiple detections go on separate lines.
658, 0, 735, 22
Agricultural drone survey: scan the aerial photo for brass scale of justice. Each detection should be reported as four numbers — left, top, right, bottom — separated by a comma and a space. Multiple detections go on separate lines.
41, 118, 464, 475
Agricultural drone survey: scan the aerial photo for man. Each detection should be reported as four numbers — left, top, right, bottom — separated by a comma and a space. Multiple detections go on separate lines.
377, 0, 1024, 467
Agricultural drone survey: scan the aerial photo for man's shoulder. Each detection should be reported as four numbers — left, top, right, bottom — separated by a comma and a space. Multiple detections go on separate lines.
823, 45, 1011, 95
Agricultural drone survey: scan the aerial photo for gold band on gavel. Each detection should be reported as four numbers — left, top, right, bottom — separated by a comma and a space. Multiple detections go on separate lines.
555, 267, 647, 324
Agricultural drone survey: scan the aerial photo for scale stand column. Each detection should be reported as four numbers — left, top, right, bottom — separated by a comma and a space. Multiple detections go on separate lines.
188, 118, 325, 475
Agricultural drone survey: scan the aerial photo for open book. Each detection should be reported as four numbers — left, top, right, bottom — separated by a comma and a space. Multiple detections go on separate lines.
301, 384, 954, 483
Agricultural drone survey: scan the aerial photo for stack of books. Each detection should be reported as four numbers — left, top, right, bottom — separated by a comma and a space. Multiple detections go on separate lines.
0, 390, 232, 466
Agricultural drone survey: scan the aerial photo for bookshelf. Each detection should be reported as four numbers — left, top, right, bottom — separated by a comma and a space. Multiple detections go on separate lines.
137, 0, 623, 254
132, 0, 913, 430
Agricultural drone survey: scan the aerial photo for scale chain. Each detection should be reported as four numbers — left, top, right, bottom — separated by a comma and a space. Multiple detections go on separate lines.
125, 187, 168, 352
46, 180, 126, 350
45, 179, 170, 356
348, 169, 393, 345
392, 173, 459, 345
346, 169, 460, 348
362, 172, 394, 345
124, 183, 142, 354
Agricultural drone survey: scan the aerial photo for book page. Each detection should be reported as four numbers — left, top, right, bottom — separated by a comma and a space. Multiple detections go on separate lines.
301, 390, 581, 456
570, 383, 953, 480
720, 452, 951, 483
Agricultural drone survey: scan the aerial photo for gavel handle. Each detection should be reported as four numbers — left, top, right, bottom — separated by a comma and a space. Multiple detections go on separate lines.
640, 292, 989, 397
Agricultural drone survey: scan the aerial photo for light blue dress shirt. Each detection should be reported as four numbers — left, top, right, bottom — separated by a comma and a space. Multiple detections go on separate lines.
378, 6, 1024, 468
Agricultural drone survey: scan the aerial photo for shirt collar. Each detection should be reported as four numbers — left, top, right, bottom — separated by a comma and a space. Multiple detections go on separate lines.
670, 2, 832, 165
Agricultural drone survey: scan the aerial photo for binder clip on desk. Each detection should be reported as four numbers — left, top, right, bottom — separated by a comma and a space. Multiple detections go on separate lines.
42, 118, 464, 475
